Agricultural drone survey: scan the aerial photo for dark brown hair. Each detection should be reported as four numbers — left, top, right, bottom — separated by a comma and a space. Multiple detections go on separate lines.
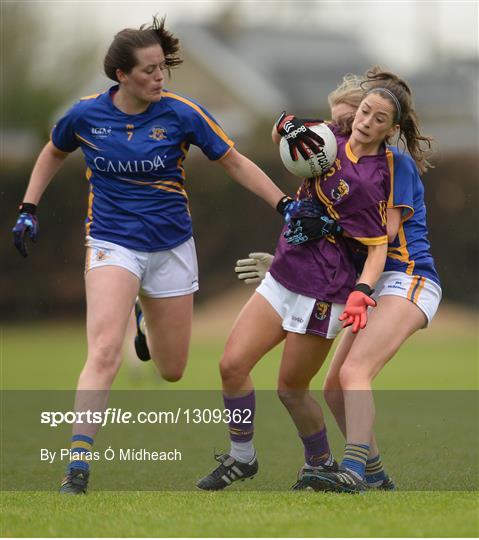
362, 65, 434, 173
103, 15, 182, 82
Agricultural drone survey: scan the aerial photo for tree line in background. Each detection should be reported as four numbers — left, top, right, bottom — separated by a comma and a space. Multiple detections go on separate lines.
2, 137, 477, 321
2, 4, 477, 320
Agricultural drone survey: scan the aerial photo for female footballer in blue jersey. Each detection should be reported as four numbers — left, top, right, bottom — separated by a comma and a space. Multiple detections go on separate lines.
11, 16, 291, 494
233, 72, 441, 492
196, 67, 434, 491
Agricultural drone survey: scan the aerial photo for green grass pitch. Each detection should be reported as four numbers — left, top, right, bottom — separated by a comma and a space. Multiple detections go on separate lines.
1, 308, 478, 537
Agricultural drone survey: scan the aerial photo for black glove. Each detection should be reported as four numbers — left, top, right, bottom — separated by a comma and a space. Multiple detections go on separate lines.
275, 111, 325, 161
276, 196, 295, 218
12, 203, 39, 257
284, 215, 343, 245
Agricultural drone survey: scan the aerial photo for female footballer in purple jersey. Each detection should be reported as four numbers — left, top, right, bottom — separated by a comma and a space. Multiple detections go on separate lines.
197, 67, 432, 491
233, 71, 440, 492
11, 16, 294, 495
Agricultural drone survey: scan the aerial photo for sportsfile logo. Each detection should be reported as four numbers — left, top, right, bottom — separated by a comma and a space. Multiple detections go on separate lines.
91, 126, 112, 139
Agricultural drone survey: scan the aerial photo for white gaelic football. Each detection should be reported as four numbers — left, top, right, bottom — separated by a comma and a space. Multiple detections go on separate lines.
279, 123, 337, 178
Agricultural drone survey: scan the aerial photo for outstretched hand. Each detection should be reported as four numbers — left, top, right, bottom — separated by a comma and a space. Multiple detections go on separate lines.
234, 252, 274, 285
339, 289, 377, 334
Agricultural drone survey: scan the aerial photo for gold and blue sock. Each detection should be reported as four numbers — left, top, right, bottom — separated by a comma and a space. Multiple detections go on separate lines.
68, 434, 94, 472
341, 443, 369, 479
365, 454, 388, 486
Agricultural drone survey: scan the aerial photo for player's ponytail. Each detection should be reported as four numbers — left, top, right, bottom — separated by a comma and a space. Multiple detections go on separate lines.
363, 65, 434, 174
104, 15, 183, 82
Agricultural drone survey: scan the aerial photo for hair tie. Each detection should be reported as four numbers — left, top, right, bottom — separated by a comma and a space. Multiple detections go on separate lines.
366, 87, 402, 122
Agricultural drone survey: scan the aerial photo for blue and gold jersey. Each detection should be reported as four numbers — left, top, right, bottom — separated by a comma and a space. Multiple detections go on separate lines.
51, 85, 234, 251
385, 147, 440, 285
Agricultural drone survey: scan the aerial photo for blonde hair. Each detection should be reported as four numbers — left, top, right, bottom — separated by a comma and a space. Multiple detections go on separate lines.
327, 73, 364, 110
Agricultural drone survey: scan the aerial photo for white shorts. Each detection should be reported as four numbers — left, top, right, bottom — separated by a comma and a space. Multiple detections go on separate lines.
373, 271, 442, 325
256, 272, 344, 339
85, 236, 199, 298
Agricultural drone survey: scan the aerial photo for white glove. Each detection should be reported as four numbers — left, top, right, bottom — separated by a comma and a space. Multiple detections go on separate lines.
234, 252, 274, 285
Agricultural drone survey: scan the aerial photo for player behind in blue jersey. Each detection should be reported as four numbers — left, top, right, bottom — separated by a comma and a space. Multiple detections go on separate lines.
11, 16, 299, 495
234, 71, 440, 492
196, 66, 427, 491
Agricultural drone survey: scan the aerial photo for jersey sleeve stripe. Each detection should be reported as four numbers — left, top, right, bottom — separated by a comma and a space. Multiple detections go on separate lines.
215, 144, 235, 161
353, 235, 388, 246
392, 204, 415, 223
80, 93, 101, 101
162, 91, 234, 146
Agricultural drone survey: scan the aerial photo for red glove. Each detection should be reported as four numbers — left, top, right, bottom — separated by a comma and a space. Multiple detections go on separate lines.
339, 284, 377, 334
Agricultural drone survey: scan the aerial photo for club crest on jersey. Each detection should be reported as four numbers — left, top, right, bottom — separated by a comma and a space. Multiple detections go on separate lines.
91, 127, 112, 139
314, 301, 330, 321
149, 127, 167, 141
331, 179, 349, 201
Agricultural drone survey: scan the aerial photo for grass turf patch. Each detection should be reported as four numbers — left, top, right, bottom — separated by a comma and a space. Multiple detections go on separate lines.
1, 491, 478, 537
1, 321, 477, 390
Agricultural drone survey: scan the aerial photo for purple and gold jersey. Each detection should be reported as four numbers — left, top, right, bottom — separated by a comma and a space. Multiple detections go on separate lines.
270, 125, 390, 304
385, 148, 440, 285
51, 85, 234, 251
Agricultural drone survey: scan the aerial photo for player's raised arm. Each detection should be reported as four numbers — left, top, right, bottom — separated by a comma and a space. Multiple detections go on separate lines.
12, 142, 70, 257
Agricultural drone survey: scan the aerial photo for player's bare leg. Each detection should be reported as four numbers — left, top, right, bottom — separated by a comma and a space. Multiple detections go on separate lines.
122, 308, 146, 379
61, 266, 139, 494
340, 296, 426, 443
316, 295, 427, 491
220, 292, 286, 395
75, 266, 140, 434
324, 330, 384, 472
140, 293, 193, 382
197, 293, 285, 490
276, 333, 339, 489
277, 332, 332, 435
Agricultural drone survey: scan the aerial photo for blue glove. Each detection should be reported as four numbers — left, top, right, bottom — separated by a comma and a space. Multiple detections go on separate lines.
284, 214, 342, 245
277, 197, 323, 224
13, 203, 39, 257
283, 199, 325, 223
